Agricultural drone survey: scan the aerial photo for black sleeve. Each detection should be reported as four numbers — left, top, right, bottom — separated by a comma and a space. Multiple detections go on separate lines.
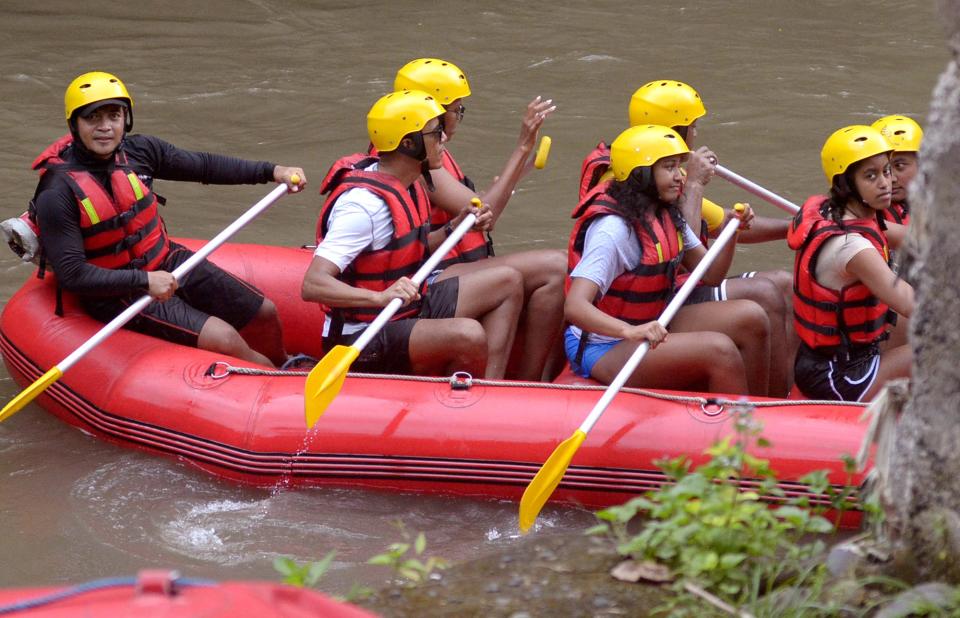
34, 176, 148, 296
125, 134, 276, 185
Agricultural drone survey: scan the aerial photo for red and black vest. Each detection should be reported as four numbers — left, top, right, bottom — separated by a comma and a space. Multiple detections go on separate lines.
579, 141, 611, 202
427, 150, 492, 269
883, 202, 909, 226
788, 195, 893, 353
317, 153, 431, 325
32, 134, 169, 272
567, 184, 685, 328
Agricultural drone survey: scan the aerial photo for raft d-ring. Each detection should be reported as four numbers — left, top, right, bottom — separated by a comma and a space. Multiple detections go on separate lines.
450, 371, 474, 391
701, 398, 724, 417
206, 361, 232, 380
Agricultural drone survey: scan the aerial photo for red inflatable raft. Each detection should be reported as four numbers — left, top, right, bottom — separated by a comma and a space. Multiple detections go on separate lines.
0, 570, 374, 617
0, 240, 870, 525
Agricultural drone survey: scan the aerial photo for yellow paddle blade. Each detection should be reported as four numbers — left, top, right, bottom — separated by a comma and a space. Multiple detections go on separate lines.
0, 367, 64, 423
518, 429, 587, 533
304, 345, 360, 429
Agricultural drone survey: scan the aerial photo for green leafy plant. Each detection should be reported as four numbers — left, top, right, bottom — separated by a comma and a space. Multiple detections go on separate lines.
587, 405, 855, 615
368, 521, 448, 584
273, 551, 337, 587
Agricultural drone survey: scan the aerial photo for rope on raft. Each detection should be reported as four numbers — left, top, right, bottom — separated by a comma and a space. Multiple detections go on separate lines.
206, 362, 868, 409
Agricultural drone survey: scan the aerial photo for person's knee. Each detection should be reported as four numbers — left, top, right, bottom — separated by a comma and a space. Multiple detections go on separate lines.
732, 300, 771, 340
447, 319, 487, 364
498, 266, 524, 303
736, 279, 785, 316
199, 318, 247, 356
703, 333, 746, 376
255, 297, 280, 324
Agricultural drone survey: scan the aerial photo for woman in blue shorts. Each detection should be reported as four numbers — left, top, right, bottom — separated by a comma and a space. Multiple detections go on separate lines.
564, 125, 754, 395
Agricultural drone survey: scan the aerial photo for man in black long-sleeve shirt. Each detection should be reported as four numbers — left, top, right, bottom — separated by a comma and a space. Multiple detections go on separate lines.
32, 71, 306, 367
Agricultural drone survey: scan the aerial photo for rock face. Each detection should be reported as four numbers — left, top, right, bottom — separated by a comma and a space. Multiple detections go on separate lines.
356, 532, 671, 617
886, 0, 960, 584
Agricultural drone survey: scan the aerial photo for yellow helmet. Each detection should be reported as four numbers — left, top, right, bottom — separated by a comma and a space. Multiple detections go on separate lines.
367, 90, 445, 153
820, 125, 893, 184
394, 58, 471, 106
871, 115, 923, 153
64, 71, 134, 131
628, 80, 706, 128
609, 124, 690, 182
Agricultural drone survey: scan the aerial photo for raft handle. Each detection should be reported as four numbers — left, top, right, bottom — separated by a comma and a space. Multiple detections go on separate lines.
701, 398, 724, 417
206, 362, 232, 380
450, 371, 474, 391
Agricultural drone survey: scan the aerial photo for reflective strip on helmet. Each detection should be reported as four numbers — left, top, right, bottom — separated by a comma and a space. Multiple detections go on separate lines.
79, 197, 100, 225
126, 172, 144, 200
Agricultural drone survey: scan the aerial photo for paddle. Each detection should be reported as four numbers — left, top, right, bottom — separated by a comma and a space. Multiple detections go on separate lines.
304, 198, 484, 429
518, 204, 747, 533
715, 164, 800, 214
0, 179, 298, 424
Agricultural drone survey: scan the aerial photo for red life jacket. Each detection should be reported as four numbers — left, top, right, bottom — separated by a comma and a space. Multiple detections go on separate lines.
579, 141, 611, 202
883, 202, 909, 225
317, 153, 431, 324
567, 184, 685, 327
788, 195, 893, 352
32, 134, 169, 272
426, 150, 492, 268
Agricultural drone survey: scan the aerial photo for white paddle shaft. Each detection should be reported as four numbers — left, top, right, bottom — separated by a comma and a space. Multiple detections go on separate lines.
55, 183, 291, 373
715, 165, 800, 215
577, 216, 742, 434
351, 213, 478, 352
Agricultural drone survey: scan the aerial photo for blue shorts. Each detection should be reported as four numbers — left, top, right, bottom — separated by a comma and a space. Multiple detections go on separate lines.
564, 327, 619, 378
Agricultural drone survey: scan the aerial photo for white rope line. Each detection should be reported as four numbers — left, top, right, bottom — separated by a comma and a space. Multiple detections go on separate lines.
210, 362, 867, 409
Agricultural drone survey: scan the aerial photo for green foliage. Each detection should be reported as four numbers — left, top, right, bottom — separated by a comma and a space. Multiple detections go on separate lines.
273, 551, 337, 588
273, 523, 445, 601
588, 405, 859, 615
368, 520, 449, 584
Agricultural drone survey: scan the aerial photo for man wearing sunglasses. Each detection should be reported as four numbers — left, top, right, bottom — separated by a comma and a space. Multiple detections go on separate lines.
302, 90, 524, 380
394, 58, 565, 382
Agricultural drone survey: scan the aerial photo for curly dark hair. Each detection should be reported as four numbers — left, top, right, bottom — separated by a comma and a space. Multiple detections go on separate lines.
606, 166, 680, 224
821, 160, 886, 229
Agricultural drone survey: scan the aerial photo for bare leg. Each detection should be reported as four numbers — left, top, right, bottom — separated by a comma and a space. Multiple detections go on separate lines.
407, 318, 487, 377
238, 298, 287, 367
439, 265, 523, 379
755, 269, 798, 392
725, 275, 789, 396
863, 344, 912, 401
199, 316, 274, 367
590, 330, 748, 394
880, 314, 910, 351
671, 300, 771, 396
440, 249, 566, 381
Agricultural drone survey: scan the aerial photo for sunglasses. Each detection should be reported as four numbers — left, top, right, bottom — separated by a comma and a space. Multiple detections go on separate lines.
421, 124, 444, 140
447, 103, 466, 122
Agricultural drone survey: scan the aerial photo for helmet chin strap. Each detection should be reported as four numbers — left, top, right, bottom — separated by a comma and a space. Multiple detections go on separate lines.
421, 160, 435, 192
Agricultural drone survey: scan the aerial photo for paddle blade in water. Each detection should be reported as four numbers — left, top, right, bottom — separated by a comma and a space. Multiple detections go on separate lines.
0, 367, 63, 423
518, 429, 587, 533
304, 345, 360, 428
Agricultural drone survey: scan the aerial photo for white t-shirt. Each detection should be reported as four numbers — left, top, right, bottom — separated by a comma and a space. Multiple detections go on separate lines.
568, 214, 702, 344
814, 232, 875, 290
314, 163, 397, 336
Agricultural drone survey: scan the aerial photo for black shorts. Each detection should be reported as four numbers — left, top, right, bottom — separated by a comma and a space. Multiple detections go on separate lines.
794, 343, 880, 402
80, 242, 265, 348
327, 276, 460, 374
682, 272, 758, 305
